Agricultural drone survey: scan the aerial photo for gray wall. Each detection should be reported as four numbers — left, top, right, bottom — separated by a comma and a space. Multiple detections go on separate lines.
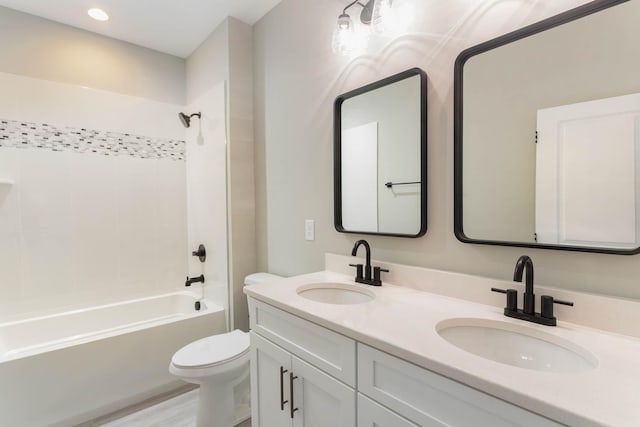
253, 0, 640, 300
0, 6, 185, 104
188, 18, 257, 331
227, 18, 257, 332
186, 20, 229, 105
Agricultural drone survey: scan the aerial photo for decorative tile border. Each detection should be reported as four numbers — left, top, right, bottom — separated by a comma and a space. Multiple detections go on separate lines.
0, 118, 185, 160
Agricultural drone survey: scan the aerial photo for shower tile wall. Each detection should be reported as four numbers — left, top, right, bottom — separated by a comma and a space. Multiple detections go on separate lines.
0, 118, 185, 160
0, 72, 188, 319
185, 81, 229, 312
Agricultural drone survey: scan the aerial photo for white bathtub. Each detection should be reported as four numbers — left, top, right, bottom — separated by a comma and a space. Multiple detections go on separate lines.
0, 291, 226, 427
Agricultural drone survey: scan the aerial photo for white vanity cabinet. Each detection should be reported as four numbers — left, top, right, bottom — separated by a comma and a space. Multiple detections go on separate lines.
249, 299, 356, 427
249, 298, 562, 427
357, 344, 562, 427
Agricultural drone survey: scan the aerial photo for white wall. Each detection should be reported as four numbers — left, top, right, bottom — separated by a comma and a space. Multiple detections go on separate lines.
0, 9, 189, 320
0, 6, 254, 328
253, 0, 640, 301
0, 72, 187, 319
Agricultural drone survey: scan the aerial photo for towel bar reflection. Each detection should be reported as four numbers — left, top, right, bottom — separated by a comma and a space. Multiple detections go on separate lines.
385, 181, 420, 188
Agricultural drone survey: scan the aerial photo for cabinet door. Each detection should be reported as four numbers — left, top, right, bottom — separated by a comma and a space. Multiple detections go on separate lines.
251, 332, 292, 427
291, 355, 356, 427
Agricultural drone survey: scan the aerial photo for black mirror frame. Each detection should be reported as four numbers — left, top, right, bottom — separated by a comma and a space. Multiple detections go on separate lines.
453, 0, 638, 255
334, 67, 428, 238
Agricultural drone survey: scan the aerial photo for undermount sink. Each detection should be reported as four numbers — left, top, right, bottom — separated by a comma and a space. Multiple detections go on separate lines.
436, 318, 597, 373
297, 282, 375, 305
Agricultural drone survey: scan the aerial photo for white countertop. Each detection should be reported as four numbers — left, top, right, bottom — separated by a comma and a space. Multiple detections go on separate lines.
244, 270, 640, 427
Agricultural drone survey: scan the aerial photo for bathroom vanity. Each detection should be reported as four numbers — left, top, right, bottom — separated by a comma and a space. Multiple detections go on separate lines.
245, 254, 640, 427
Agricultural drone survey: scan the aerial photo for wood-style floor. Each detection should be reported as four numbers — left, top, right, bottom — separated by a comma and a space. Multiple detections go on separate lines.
80, 386, 251, 427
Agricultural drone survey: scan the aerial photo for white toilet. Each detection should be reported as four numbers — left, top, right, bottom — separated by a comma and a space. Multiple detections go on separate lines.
169, 272, 282, 427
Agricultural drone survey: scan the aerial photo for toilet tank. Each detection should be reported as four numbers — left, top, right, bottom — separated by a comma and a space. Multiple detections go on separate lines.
244, 272, 283, 286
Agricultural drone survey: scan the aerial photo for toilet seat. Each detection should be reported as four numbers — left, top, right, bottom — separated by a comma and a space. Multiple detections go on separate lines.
171, 330, 249, 369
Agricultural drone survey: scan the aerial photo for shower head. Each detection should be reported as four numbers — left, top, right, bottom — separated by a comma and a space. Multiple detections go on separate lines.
179, 112, 201, 128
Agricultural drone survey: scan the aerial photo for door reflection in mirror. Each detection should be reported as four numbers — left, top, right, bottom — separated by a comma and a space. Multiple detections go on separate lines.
535, 93, 640, 249
342, 121, 379, 232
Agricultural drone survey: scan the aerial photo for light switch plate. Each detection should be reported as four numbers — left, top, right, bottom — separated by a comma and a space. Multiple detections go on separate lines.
305, 219, 315, 241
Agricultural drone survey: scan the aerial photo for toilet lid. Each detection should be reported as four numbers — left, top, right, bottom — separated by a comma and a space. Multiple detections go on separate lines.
172, 330, 250, 369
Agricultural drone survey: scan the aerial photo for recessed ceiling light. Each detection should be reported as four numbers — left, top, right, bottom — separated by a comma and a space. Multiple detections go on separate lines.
88, 8, 109, 21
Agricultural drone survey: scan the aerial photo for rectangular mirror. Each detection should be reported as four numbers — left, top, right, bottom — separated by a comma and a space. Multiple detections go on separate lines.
334, 68, 427, 237
454, 0, 640, 254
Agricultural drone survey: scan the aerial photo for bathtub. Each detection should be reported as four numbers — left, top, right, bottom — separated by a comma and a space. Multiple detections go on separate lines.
0, 291, 226, 427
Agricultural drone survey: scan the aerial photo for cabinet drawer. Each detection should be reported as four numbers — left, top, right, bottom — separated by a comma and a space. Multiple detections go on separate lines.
358, 394, 419, 427
358, 344, 561, 427
249, 298, 356, 386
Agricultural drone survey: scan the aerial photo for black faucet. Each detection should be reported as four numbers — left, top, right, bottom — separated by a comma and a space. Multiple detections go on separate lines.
491, 255, 573, 326
185, 274, 205, 287
351, 240, 372, 281
350, 240, 389, 286
514, 255, 535, 314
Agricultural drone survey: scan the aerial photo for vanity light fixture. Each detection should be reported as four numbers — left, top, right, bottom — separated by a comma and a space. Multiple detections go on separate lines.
371, 0, 394, 32
88, 8, 109, 22
332, 0, 394, 56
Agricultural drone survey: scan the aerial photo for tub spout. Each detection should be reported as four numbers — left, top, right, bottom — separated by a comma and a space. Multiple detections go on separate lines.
185, 275, 205, 287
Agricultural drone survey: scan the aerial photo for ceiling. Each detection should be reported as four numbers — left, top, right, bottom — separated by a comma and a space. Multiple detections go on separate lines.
0, 0, 282, 58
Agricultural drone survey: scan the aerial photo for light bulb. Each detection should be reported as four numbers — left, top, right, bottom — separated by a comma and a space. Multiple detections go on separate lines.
332, 13, 355, 55
337, 13, 352, 30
